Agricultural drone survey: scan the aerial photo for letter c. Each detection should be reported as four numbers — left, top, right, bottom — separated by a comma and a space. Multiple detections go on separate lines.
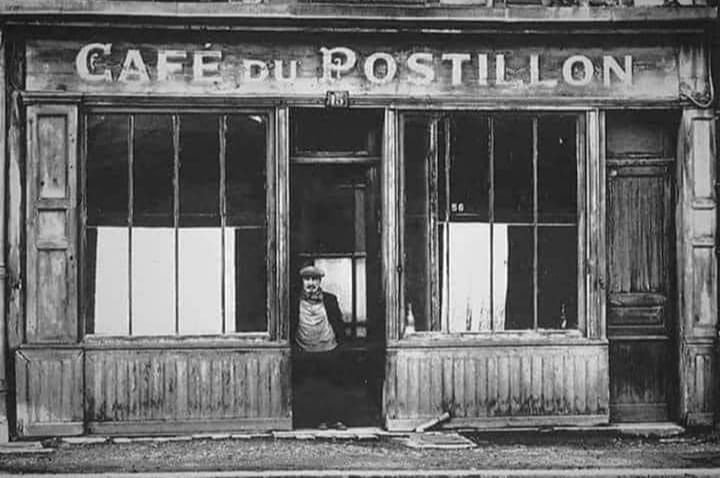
76, 43, 112, 82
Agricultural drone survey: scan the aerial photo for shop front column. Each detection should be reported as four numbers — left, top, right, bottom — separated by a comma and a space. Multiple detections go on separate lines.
677, 107, 717, 426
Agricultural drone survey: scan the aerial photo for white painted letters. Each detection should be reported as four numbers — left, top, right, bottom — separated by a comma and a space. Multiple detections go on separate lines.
320, 46, 357, 82
76, 43, 112, 82
193, 50, 222, 83
562, 55, 594, 87
407, 53, 435, 85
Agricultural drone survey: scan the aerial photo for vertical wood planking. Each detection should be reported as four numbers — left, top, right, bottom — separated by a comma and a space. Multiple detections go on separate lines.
86, 349, 288, 425
383, 109, 399, 341
15, 349, 83, 437
386, 345, 608, 426
676, 108, 717, 425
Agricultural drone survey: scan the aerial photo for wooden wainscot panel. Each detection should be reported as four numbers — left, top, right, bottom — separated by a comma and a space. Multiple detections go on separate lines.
26, 37, 678, 101
86, 348, 291, 434
384, 344, 609, 431
15, 348, 84, 437
683, 344, 715, 426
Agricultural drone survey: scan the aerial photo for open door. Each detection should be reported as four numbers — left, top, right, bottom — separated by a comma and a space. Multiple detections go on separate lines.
289, 109, 384, 428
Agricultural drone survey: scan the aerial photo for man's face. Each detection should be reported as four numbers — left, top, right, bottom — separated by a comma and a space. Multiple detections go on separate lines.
302, 275, 321, 294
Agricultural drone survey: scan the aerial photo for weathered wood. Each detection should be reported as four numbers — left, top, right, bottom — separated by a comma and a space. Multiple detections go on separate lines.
26, 38, 680, 101
85, 348, 290, 431
384, 343, 608, 430
15, 348, 84, 437
383, 109, 399, 341
25, 104, 79, 343
7, 91, 24, 350
585, 110, 605, 340
275, 107, 288, 342
606, 111, 676, 422
676, 109, 717, 426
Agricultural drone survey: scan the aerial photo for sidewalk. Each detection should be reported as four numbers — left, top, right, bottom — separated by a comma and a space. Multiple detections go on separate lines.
0, 426, 719, 476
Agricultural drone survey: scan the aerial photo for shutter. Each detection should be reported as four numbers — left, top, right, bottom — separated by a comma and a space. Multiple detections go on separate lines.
25, 104, 78, 343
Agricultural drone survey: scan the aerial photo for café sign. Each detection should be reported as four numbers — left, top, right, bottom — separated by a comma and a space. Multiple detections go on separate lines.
26, 39, 679, 99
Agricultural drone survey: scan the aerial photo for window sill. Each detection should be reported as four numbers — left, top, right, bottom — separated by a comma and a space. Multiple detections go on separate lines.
81, 333, 286, 350
389, 330, 606, 348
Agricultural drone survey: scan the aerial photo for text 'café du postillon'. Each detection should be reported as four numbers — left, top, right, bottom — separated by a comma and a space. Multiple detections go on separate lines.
76, 43, 637, 87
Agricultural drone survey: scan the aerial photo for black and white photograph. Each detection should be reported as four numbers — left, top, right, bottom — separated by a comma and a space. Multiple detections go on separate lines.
0, 1, 718, 477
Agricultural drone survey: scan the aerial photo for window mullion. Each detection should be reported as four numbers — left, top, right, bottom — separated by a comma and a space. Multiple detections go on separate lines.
128, 115, 134, 336
489, 115, 495, 332
220, 115, 227, 334
532, 116, 539, 331
173, 114, 181, 335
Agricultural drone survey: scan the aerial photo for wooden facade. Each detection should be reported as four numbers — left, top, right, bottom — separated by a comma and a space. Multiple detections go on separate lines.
0, 3, 718, 440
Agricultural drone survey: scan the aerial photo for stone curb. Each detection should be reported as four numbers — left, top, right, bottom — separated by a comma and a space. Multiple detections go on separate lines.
3, 468, 720, 477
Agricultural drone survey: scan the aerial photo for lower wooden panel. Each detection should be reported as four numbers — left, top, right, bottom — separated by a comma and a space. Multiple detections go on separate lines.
384, 343, 609, 431
85, 348, 291, 434
682, 342, 715, 426
609, 339, 672, 422
15, 348, 84, 437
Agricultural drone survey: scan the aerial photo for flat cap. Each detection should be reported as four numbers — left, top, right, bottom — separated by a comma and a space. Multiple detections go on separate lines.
299, 264, 324, 278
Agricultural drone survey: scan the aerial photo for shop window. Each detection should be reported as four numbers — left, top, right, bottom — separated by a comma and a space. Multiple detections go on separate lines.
403, 112, 579, 333
84, 112, 269, 336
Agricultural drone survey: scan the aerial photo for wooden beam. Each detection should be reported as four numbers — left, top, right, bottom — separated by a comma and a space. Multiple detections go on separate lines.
0, 2, 714, 27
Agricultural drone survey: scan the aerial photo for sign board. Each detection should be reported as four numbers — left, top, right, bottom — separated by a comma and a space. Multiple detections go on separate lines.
26, 37, 680, 100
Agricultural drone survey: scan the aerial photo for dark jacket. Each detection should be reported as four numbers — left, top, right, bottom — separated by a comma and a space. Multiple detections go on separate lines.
291, 291, 345, 346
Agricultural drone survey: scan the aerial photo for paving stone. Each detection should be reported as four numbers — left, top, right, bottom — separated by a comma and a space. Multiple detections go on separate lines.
61, 436, 109, 445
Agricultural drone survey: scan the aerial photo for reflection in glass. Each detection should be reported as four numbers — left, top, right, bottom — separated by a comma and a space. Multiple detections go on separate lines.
134, 115, 174, 227
494, 117, 533, 223
179, 115, 220, 227
226, 115, 267, 227
538, 116, 577, 223
538, 227, 577, 329
179, 228, 222, 334
503, 226, 534, 330
404, 117, 431, 331
227, 227, 267, 332
87, 115, 128, 226
87, 227, 129, 335
131, 228, 175, 335
450, 114, 490, 220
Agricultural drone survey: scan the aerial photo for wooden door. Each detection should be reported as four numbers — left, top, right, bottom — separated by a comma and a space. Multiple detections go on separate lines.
606, 113, 678, 422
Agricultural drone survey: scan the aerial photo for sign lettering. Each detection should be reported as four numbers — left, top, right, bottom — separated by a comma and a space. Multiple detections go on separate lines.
26, 39, 679, 99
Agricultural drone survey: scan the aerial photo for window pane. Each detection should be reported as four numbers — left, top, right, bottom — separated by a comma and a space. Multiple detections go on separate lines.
226, 227, 267, 332
448, 223, 491, 332
292, 109, 381, 155
134, 115, 173, 227
450, 114, 490, 220
494, 117, 533, 223
538, 116, 576, 223
131, 228, 175, 335
179, 228, 222, 334
179, 114, 220, 227
86, 227, 129, 335
498, 225, 534, 330
87, 115, 128, 226
404, 116, 431, 331
226, 115, 267, 227
538, 227, 578, 329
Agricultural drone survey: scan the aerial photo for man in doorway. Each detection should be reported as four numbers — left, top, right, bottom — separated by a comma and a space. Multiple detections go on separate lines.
295, 264, 344, 352
292, 263, 347, 430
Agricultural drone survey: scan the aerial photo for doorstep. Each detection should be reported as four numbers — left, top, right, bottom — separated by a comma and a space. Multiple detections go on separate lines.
446, 422, 685, 438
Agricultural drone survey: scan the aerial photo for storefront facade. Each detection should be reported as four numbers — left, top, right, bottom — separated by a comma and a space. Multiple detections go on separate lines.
0, 2, 716, 440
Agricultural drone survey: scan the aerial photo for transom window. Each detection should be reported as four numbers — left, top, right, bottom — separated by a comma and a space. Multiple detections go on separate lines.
402, 112, 581, 333
83, 112, 269, 336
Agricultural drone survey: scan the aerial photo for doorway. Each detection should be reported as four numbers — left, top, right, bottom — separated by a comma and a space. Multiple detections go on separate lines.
289, 108, 384, 428
606, 111, 679, 422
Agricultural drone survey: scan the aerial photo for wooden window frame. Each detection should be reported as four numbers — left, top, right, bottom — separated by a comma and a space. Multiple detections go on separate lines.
79, 106, 280, 343
395, 109, 604, 343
